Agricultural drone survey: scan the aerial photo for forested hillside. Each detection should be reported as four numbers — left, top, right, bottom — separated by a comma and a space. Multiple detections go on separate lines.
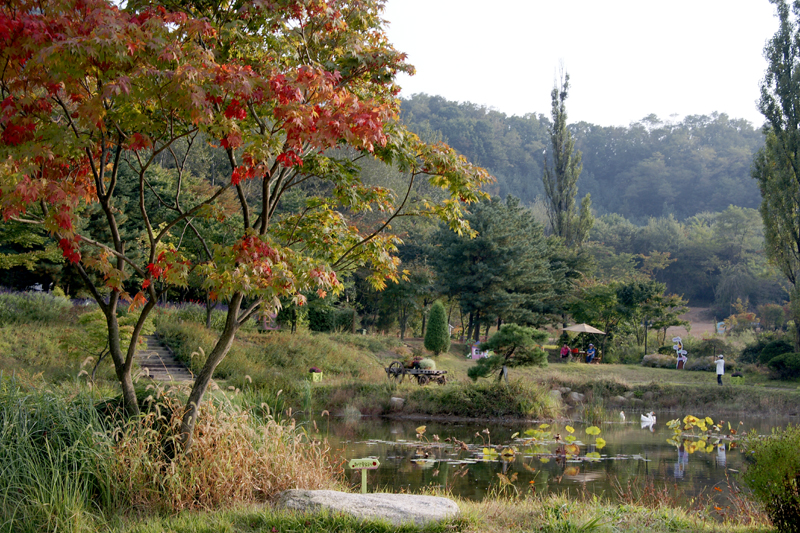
401, 94, 764, 221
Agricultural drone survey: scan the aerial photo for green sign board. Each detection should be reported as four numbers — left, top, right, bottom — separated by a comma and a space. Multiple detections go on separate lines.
348, 458, 380, 493
349, 458, 380, 470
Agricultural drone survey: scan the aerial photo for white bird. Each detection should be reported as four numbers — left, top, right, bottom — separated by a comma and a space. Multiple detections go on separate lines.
640, 411, 656, 425
619, 411, 626, 422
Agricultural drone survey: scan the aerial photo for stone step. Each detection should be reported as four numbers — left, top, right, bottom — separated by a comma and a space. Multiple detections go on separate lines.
135, 334, 194, 383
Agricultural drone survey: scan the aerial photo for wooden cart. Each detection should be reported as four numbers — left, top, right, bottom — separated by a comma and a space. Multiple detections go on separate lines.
384, 361, 447, 385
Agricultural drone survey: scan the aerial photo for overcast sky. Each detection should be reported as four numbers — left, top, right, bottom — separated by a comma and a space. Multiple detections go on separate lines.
382, 1, 779, 128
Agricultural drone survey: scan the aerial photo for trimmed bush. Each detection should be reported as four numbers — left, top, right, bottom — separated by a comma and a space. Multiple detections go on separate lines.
744, 424, 800, 532
308, 306, 334, 332
641, 353, 677, 368
424, 301, 450, 355
683, 356, 739, 373
768, 352, 800, 379
760, 339, 794, 365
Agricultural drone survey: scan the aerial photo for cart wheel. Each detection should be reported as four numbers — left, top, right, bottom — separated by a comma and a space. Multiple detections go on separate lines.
417, 374, 429, 386
388, 361, 405, 383
437, 375, 447, 385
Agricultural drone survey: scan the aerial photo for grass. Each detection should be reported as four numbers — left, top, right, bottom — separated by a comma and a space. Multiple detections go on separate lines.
104, 492, 774, 533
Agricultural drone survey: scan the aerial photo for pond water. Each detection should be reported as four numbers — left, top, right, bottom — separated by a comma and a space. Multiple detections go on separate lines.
318, 410, 795, 505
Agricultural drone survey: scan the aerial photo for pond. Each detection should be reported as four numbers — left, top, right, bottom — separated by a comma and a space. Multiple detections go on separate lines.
318, 410, 794, 505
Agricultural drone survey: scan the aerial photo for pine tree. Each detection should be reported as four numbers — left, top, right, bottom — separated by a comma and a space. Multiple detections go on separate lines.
424, 301, 450, 355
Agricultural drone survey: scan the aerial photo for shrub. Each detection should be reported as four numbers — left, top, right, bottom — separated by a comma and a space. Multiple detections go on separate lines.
657, 345, 675, 355
611, 344, 644, 365
686, 337, 733, 359
417, 358, 436, 370
641, 353, 677, 369
760, 339, 795, 365
768, 352, 800, 379
743, 424, 800, 532
307, 306, 334, 332
683, 356, 739, 373
0, 290, 73, 325
424, 301, 450, 355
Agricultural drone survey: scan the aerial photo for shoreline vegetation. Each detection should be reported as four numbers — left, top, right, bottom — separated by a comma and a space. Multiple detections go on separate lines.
0, 293, 791, 531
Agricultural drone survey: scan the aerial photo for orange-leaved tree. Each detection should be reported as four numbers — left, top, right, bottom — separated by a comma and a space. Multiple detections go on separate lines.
0, 0, 490, 451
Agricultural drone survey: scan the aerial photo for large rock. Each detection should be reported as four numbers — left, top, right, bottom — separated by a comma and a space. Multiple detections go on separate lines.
276, 489, 459, 526
548, 389, 562, 402
566, 391, 585, 405
558, 387, 572, 395
610, 395, 629, 405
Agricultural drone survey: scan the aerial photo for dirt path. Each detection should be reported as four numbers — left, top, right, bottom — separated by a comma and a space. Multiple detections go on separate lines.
665, 307, 718, 339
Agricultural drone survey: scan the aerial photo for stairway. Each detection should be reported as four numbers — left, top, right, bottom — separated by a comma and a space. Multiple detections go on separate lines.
135, 334, 194, 383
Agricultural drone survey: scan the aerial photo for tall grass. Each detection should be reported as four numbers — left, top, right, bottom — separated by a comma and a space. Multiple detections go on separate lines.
0, 379, 114, 533
0, 290, 74, 325
113, 385, 340, 512
0, 377, 340, 532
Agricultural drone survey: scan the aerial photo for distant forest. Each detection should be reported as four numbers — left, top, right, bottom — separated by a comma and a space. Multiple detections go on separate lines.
401, 94, 764, 222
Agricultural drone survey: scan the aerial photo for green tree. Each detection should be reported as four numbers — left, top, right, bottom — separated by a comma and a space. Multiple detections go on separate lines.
467, 324, 548, 381
753, 0, 800, 348
432, 196, 554, 340
541, 72, 593, 247
424, 300, 450, 355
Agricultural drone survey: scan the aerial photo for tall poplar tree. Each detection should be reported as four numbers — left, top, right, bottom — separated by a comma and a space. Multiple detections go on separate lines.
753, 0, 800, 348
542, 72, 593, 247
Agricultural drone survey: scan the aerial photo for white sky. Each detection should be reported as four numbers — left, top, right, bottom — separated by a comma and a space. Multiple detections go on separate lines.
383, 0, 779, 128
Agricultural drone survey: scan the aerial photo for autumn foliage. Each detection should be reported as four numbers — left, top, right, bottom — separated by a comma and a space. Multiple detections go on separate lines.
0, 0, 490, 445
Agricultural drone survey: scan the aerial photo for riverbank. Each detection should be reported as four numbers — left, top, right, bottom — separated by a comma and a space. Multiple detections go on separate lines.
112, 493, 771, 533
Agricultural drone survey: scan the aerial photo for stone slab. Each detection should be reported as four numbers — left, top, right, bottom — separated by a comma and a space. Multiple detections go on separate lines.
275, 489, 459, 526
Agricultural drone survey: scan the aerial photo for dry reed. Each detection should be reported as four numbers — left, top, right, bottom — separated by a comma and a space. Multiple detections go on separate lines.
110, 387, 339, 512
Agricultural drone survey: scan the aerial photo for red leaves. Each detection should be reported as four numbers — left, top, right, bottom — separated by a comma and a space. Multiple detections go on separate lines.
58, 237, 81, 263
127, 133, 151, 152
141, 279, 151, 289
224, 99, 247, 120
231, 165, 257, 185
220, 132, 242, 150
1, 121, 36, 146
276, 150, 303, 167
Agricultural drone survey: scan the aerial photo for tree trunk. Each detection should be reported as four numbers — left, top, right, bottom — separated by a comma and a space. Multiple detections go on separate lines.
466, 312, 474, 341
178, 293, 244, 454
103, 294, 140, 416
473, 311, 481, 342
792, 285, 800, 352
399, 306, 407, 339
205, 294, 217, 329
421, 311, 427, 339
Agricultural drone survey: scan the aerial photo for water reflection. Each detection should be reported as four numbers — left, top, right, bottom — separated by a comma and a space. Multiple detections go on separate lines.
317, 411, 793, 503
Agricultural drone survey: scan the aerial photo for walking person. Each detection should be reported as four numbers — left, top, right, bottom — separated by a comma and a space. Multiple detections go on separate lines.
715, 354, 725, 385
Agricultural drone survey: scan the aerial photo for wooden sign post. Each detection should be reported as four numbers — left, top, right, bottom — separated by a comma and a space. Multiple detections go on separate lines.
348, 458, 380, 494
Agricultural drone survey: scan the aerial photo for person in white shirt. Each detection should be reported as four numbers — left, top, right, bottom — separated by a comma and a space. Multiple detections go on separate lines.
715, 355, 725, 385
